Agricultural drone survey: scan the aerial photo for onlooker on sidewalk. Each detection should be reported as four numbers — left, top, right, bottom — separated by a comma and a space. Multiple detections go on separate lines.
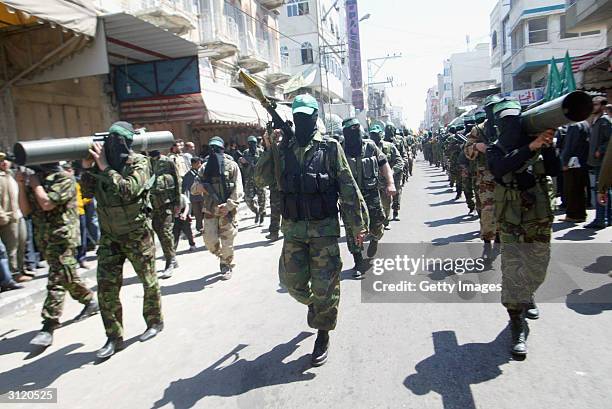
586, 95, 611, 229
0, 237, 23, 292
84, 198, 100, 250
182, 157, 203, 234
0, 152, 29, 282
560, 121, 590, 222
597, 137, 612, 206
168, 139, 189, 177
66, 163, 90, 269
24, 216, 41, 272
173, 193, 196, 252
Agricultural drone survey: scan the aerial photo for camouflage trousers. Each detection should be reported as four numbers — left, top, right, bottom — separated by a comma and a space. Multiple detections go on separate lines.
203, 213, 237, 267
380, 188, 392, 226
499, 218, 552, 310
345, 189, 385, 254
97, 227, 162, 338
476, 168, 497, 241
269, 187, 282, 234
244, 179, 267, 216
279, 235, 341, 331
152, 204, 176, 260
392, 174, 403, 212
449, 164, 461, 188
41, 242, 93, 327
460, 164, 475, 209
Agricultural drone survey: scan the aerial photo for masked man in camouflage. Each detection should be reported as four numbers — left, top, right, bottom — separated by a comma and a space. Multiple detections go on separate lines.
256, 95, 368, 367
459, 117, 477, 214
464, 99, 501, 256
487, 98, 559, 357
369, 125, 404, 230
149, 150, 181, 279
16, 163, 98, 347
81, 121, 163, 359
240, 135, 267, 225
342, 118, 396, 278
191, 137, 243, 280
384, 122, 408, 221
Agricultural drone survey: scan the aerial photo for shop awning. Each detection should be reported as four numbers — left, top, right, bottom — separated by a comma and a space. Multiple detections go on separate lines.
0, 0, 97, 36
577, 47, 611, 72
103, 13, 200, 65
202, 80, 268, 126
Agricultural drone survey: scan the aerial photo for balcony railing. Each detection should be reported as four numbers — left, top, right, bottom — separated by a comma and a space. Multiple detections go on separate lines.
200, 14, 240, 46
133, 0, 195, 14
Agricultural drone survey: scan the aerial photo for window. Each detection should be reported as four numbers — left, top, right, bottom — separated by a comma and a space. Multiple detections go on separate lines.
511, 24, 524, 52
301, 42, 314, 64
280, 46, 289, 58
560, 14, 601, 38
528, 17, 548, 44
288, 0, 309, 17
491, 30, 498, 50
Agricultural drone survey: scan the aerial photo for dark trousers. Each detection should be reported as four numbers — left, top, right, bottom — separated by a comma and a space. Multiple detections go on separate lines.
24, 217, 40, 269
191, 201, 204, 232
173, 218, 195, 248
77, 215, 88, 262
563, 168, 588, 220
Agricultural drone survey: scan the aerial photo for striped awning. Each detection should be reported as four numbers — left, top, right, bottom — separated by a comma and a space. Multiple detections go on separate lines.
120, 93, 205, 124
571, 48, 610, 73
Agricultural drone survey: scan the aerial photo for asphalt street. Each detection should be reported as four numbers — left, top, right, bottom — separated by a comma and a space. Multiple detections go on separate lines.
1, 156, 611, 409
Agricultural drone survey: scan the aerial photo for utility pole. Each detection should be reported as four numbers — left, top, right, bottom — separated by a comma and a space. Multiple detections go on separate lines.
366, 54, 402, 121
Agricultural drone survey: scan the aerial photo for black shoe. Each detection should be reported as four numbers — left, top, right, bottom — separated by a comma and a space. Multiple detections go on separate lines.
367, 240, 379, 258
311, 330, 330, 367
392, 210, 400, 221
454, 193, 461, 200
220, 264, 233, 280
140, 323, 164, 342
468, 205, 475, 214
509, 311, 527, 356
96, 337, 124, 359
0, 280, 24, 292
525, 299, 539, 320
259, 212, 266, 225
352, 253, 365, 279
74, 299, 99, 322
266, 232, 280, 241
384, 225, 391, 231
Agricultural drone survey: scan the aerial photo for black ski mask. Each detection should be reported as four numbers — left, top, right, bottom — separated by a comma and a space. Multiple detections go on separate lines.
370, 132, 382, 145
203, 146, 225, 179
496, 113, 528, 152
248, 141, 257, 154
384, 125, 395, 141
104, 121, 134, 172
484, 105, 497, 141
343, 125, 362, 158
293, 111, 318, 147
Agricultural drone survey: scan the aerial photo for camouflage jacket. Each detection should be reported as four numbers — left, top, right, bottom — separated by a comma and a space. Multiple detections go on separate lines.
191, 153, 244, 217
29, 170, 79, 247
464, 122, 489, 169
81, 153, 153, 238
150, 155, 181, 208
255, 132, 368, 240
239, 147, 263, 180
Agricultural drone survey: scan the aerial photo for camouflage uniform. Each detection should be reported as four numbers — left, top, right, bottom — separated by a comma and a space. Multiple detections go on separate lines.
377, 141, 404, 226
255, 132, 368, 330
150, 155, 181, 262
344, 139, 387, 254
389, 135, 408, 214
29, 170, 94, 327
191, 153, 243, 269
458, 148, 476, 211
464, 122, 497, 240
447, 139, 463, 190
240, 146, 267, 218
82, 153, 162, 339
268, 185, 282, 235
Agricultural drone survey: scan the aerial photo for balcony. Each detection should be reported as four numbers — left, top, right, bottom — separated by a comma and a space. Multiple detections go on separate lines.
565, 0, 612, 31
199, 15, 239, 60
267, 54, 291, 84
238, 37, 270, 74
259, 0, 285, 10
130, 0, 197, 36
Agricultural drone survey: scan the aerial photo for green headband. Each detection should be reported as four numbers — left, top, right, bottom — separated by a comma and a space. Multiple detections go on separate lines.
108, 124, 135, 141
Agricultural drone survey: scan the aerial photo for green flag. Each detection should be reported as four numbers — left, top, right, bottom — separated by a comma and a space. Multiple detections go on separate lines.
545, 57, 562, 101
560, 51, 577, 95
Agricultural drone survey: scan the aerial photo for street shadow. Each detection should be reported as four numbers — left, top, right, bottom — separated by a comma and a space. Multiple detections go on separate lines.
0, 343, 96, 394
565, 286, 612, 315
161, 273, 223, 296
583, 256, 612, 275
0, 329, 41, 356
428, 189, 455, 196
150, 332, 316, 408
403, 329, 511, 409
552, 221, 576, 232
430, 198, 460, 207
176, 245, 206, 256
432, 231, 480, 244
556, 228, 597, 241
424, 214, 473, 228
234, 239, 276, 250
238, 224, 260, 233
425, 184, 450, 190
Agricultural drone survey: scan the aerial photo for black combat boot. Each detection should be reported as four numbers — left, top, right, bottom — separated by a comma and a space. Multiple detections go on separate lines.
259, 211, 266, 225
352, 253, 365, 279
392, 210, 400, 221
220, 264, 233, 280
311, 330, 330, 367
74, 299, 99, 322
525, 297, 539, 320
367, 239, 379, 258
140, 323, 164, 342
266, 231, 280, 241
508, 309, 528, 356
30, 322, 56, 347
96, 337, 124, 359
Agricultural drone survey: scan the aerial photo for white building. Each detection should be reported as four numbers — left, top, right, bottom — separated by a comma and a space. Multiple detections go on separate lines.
277, 0, 352, 116
449, 43, 494, 107
495, 0, 608, 93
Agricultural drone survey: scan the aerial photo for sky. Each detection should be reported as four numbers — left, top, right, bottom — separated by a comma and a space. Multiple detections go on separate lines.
357, 0, 496, 129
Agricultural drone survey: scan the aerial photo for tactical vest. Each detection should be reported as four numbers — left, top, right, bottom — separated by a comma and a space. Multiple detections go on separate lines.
347, 141, 379, 191
95, 154, 153, 237
494, 153, 552, 225
280, 139, 339, 221
150, 157, 178, 208
199, 154, 235, 211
